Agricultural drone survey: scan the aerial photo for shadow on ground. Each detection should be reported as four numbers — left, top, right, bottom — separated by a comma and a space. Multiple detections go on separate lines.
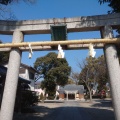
91, 99, 113, 108
13, 101, 115, 120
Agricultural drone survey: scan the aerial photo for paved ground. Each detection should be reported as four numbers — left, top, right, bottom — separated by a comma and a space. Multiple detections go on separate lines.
13, 99, 115, 120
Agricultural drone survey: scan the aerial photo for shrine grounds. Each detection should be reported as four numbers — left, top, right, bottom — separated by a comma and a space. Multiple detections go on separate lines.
13, 98, 115, 120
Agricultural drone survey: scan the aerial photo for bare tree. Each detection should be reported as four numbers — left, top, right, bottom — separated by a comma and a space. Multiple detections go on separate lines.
0, 0, 37, 20
74, 56, 108, 102
78, 58, 96, 102
71, 70, 79, 85
0, 0, 37, 5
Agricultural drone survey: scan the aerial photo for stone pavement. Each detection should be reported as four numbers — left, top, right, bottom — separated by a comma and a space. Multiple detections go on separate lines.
13, 99, 115, 120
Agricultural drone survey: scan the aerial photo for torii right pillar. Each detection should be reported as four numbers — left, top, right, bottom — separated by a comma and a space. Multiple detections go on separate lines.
101, 25, 120, 120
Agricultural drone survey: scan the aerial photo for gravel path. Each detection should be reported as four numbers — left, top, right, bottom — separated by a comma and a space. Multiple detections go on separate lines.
13, 99, 115, 120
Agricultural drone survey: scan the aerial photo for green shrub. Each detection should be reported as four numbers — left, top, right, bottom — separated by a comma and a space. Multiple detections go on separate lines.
15, 90, 38, 112
21, 91, 38, 107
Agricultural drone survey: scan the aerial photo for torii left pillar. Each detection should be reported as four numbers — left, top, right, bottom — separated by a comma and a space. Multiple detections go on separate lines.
0, 30, 23, 120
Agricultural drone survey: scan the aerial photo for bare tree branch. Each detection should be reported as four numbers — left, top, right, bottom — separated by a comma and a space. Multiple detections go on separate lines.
0, 0, 37, 20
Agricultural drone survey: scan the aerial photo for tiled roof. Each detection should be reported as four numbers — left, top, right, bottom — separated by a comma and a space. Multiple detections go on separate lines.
59, 84, 84, 94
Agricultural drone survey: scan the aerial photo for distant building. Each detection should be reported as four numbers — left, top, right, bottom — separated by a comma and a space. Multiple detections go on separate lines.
0, 63, 39, 108
58, 84, 84, 100
19, 63, 38, 90
4, 63, 38, 90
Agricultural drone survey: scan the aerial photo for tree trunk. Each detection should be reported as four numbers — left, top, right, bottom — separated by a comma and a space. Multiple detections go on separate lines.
89, 90, 93, 102
87, 86, 93, 102
42, 88, 46, 103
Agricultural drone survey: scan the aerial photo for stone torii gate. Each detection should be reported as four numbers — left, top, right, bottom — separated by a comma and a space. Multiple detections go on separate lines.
0, 13, 120, 120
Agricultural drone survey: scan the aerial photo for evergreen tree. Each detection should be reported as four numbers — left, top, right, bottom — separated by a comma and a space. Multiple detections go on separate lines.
34, 52, 71, 96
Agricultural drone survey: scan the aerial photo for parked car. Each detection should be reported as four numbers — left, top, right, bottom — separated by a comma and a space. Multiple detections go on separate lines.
98, 90, 106, 99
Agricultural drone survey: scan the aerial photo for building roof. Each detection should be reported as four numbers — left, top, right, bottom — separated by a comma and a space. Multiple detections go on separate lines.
0, 65, 31, 84
58, 84, 84, 94
20, 63, 39, 73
